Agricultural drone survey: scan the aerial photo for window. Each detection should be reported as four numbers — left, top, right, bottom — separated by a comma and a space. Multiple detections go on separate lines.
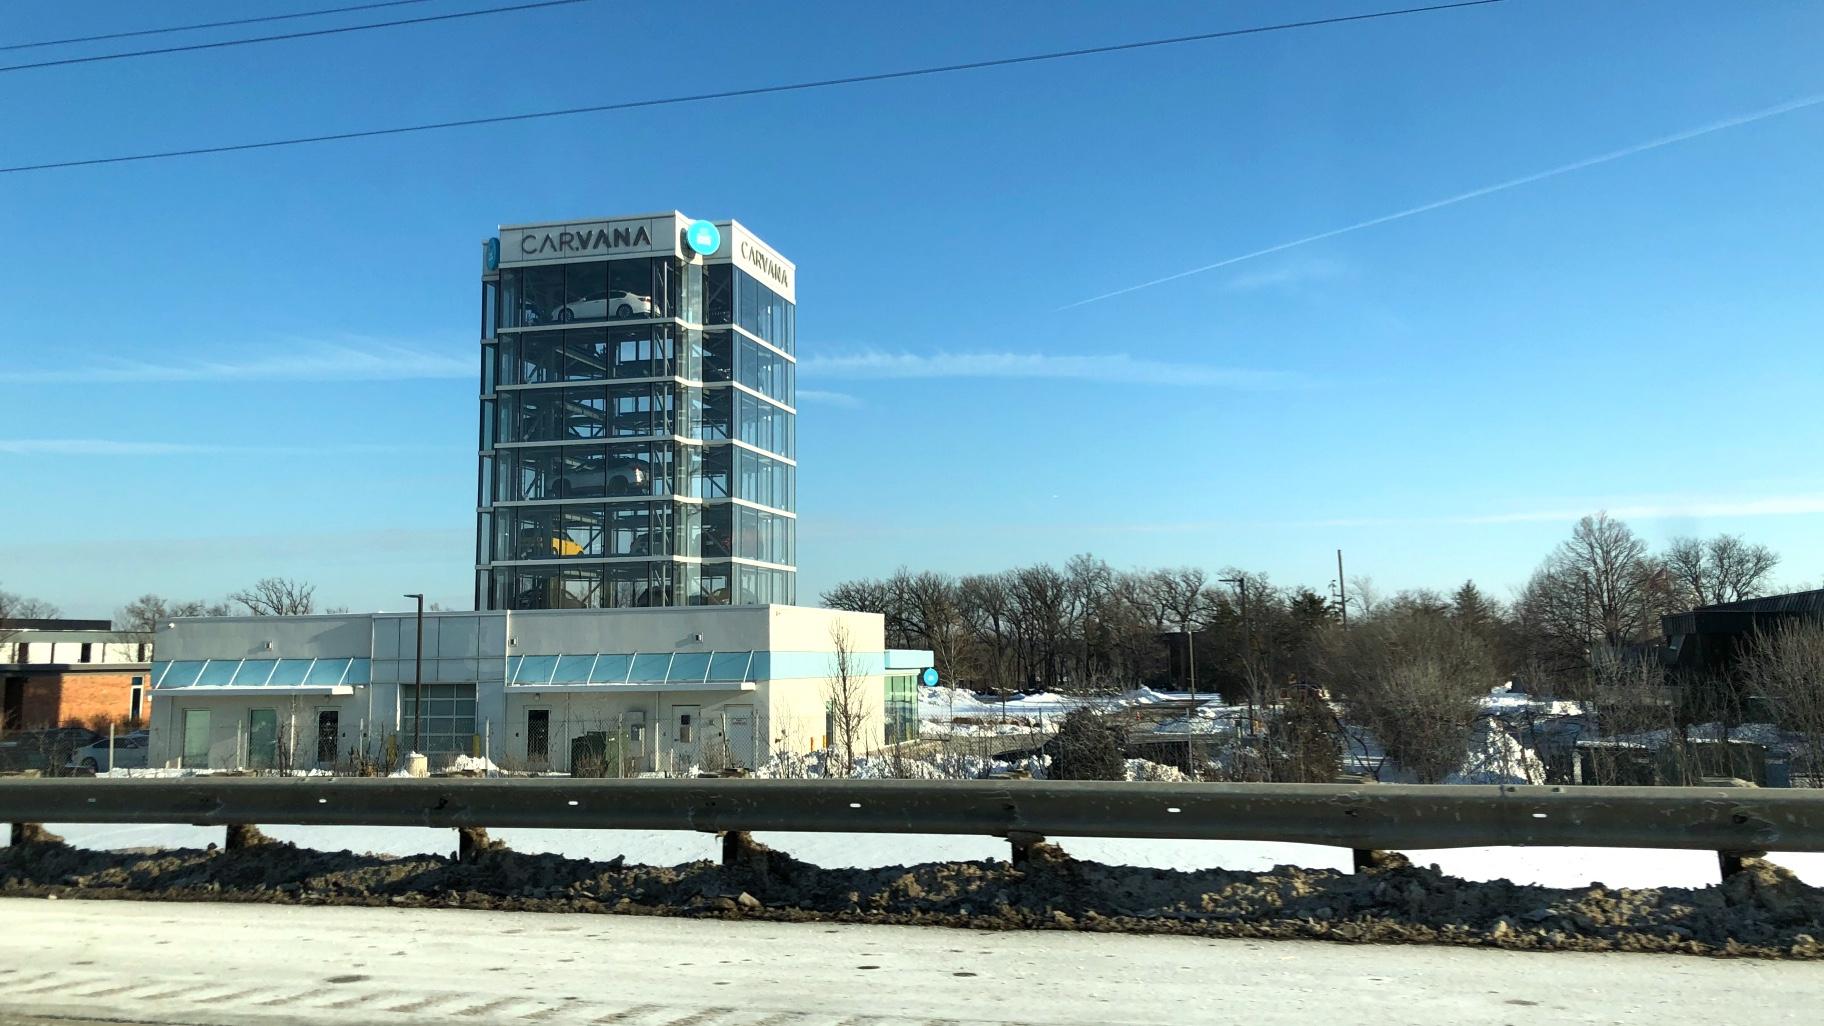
512, 566, 600, 609
400, 682, 477, 756
248, 709, 278, 769
181, 709, 211, 769
129, 679, 144, 724
499, 268, 522, 329
608, 384, 654, 437
734, 449, 795, 511
737, 271, 760, 336
609, 259, 655, 320
885, 675, 920, 744
701, 505, 733, 558
561, 331, 610, 381
702, 330, 733, 382
562, 261, 608, 320
520, 265, 565, 325
705, 264, 732, 325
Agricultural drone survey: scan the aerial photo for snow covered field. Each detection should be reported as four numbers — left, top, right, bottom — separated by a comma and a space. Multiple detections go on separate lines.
30, 819, 1824, 890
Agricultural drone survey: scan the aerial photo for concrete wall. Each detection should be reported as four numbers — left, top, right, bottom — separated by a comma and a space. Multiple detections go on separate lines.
507, 606, 774, 655
148, 690, 375, 771
155, 615, 372, 661
763, 607, 887, 758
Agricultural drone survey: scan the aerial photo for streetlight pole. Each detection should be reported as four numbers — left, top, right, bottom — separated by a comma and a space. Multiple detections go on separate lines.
1220, 577, 1253, 724
403, 593, 424, 755
1183, 625, 1196, 701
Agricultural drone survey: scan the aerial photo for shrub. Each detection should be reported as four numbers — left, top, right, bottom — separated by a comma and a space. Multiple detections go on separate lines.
1048, 709, 1125, 780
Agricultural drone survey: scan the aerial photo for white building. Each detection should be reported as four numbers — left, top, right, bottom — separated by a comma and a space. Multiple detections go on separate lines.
145, 605, 930, 774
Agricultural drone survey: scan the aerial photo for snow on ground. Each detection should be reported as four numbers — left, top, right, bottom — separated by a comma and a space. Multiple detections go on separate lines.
26, 819, 1824, 889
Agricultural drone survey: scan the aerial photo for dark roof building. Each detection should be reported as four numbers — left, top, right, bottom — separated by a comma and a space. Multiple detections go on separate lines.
1661, 589, 1824, 674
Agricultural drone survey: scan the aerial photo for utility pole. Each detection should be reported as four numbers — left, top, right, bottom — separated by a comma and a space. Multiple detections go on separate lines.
403, 593, 425, 754
1182, 623, 1197, 773
1336, 550, 1348, 628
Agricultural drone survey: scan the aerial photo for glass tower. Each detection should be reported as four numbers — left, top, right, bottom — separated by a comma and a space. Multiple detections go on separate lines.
476, 213, 797, 610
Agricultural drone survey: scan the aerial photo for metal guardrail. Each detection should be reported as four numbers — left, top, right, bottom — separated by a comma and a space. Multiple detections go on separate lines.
4, 778, 1824, 861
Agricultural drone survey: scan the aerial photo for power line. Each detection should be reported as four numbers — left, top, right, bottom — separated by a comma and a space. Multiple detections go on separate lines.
0, 0, 590, 75
0, 0, 1508, 175
1, 1, 436, 54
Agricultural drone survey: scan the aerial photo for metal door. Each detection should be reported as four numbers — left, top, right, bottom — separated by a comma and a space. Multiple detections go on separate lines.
315, 710, 339, 766
722, 704, 757, 769
670, 704, 700, 770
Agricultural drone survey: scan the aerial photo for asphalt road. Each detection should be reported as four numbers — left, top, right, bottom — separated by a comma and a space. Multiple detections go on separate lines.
0, 899, 1818, 1025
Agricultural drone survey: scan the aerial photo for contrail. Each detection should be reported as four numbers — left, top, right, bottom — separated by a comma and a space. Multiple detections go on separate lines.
1060, 92, 1824, 309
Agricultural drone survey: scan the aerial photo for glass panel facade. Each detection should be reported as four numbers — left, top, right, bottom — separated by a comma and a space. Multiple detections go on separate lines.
551, 654, 596, 684
885, 674, 920, 744
481, 230, 795, 609
232, 660, 276, 685
196, 660, 238, 686
629, 652, 673, 682
515, 655, 558, 684
501, 650, 764, 687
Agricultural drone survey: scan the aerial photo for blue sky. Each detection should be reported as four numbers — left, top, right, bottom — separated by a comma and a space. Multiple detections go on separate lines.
3, 0, 1822, 617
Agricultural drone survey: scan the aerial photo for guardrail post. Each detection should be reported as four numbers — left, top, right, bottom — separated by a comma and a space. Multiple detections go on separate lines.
458, 827, 494, 863
1718, 850, 1764, 881
1352, 849, 1402, 873
9, 823, 60, 846
1008, 830, 1047, 865
224, 824, 270, 850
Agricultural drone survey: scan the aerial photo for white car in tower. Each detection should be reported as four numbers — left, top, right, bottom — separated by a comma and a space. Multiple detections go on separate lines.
555, 290, 657, 322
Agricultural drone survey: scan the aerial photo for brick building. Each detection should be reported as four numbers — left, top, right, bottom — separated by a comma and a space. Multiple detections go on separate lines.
1, 619, 153, 731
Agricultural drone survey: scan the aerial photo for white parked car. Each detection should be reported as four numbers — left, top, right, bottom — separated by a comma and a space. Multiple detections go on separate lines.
556, 289, 657, 322
67, 731, 150, 772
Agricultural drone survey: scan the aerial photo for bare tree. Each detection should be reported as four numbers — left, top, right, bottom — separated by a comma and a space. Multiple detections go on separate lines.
1324, 612, 1492, 783
229, 577, 317, 616
115, 594, 232, 633
958, 572, 1018, 692
0, 585, 60, 627
823, 623, 870, 777
1738, 621, 1824, 787
1664, 534, 1780, 608
1516, 513, 1674, 688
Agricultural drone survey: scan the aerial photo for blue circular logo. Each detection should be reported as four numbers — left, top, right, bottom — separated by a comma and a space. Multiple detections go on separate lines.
920, 667, 939, 687
484, 237, 500, 271
685, 220, 721, 256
